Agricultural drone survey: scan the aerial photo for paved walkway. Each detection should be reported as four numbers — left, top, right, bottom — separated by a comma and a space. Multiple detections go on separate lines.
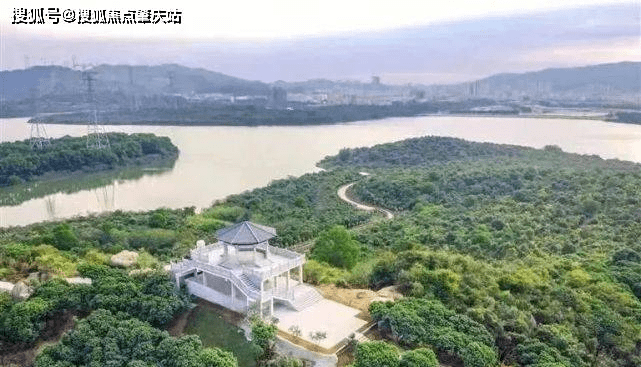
274, 299, 366, 350
275, 336, 338, 367
337, 182, 394, 219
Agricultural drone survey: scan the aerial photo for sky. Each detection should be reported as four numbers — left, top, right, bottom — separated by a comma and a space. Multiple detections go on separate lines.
1, 0, 640, 84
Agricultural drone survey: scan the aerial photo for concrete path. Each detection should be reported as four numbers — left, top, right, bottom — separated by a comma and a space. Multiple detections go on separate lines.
337, 182, 394, 219
275, 336, 338, 367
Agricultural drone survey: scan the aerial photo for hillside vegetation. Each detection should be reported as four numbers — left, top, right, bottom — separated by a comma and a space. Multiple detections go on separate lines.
1, 136, 641, 366
320, 137, 641, 366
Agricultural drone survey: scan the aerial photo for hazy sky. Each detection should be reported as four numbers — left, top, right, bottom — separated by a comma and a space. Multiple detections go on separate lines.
1, 0, 639, 84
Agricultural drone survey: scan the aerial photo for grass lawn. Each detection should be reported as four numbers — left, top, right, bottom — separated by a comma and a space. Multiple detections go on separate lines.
183, 302, 259, 367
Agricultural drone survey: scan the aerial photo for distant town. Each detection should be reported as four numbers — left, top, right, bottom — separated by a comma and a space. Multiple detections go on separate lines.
2, 62, 640, 125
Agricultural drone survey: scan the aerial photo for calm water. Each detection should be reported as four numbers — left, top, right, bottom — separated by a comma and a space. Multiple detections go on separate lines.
3, 116, 641, 227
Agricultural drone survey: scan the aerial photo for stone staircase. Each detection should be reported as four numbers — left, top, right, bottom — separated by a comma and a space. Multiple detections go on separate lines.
238, 273, 260, 292
290, 286, 324, 311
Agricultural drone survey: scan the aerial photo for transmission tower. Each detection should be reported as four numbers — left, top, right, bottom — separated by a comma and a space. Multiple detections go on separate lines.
30, 122, 51, 150
81, 68, 110, 150
29, 87, 51, 150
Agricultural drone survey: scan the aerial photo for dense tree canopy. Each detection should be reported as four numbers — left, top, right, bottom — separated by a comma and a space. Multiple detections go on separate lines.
0, 265, 189, 345
321, 137, 641, 367
354, 341, 400, 367
0, 133, 178, 186
34, 309, 237, 367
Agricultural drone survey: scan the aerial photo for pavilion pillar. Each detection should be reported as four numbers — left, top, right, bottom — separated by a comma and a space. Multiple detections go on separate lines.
270, 298, 274, 317
298, 265, 303, 283
286, 270, 290, 292
259, 279, 264, 319
231, 283, 235, 305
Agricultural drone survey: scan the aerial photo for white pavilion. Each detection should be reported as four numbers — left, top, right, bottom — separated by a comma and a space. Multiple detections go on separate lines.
171, 221, 322, 318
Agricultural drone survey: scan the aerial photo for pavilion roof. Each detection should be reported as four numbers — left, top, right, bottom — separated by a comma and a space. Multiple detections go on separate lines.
216, 221, 277, 245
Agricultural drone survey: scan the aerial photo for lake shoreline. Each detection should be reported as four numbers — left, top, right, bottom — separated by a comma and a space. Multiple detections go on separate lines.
28, 111, 614, 127
0, 154, 177, 207
4, 115, 641, 228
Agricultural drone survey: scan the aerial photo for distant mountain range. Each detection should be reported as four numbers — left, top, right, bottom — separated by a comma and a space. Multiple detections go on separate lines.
1, 62, 639, 118
1, 64, 270, 102
448, 62, 641, 100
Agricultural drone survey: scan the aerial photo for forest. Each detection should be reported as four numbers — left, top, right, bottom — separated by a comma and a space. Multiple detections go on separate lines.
0, 132, 179, 187
1, 136, 640, 366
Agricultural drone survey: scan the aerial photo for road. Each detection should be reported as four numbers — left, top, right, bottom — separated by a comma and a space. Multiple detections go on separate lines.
336, 182, 394, 219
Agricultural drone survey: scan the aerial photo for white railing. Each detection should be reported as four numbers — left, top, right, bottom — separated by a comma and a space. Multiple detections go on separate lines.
190, 242, 223, 263
173, 243, 305, 301
245, 255, 305, 281
186, 279, 254, 314
172, 258, 261, 300
171, 259, 197, 274
268, 245, 303, 259
271, 286, 294, 301
196, 262, 261, 300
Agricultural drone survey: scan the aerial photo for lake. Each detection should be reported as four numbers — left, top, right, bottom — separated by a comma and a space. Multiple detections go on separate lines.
3, 116, 641, 227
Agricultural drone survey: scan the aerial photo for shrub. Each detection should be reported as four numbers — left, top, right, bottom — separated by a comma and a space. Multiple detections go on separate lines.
52, 223, 80, 251
399, 348, 438, 367
303, 259, 348, 285
460, 342, 499, 367
34, 309, 237, 367
136, 249, 160, 269
83, 249, 109, 265
203, 206, 246, 222
34, 245, 76, 276
354, 341, 399, 367
312, 225, 360, 269
1, 297, 53, 343
186, 215, 228, 232
251, 317, 278, 361
127, 229, 177, 255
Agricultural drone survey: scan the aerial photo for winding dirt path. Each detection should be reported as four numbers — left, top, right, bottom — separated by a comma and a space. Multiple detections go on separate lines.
337, 181, 394, 219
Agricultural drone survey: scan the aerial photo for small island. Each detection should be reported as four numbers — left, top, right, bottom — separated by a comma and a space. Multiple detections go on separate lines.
0, 133, 179, 187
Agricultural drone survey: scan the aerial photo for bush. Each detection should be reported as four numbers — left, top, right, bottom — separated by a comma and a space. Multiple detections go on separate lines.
370, 298, 497, 364
52, 223, 80, 251
186, 215, 228, 232
127, 229, 177, 255
34, 309, 237, 367
136, 249, 160, 269
34, 245, 76, 276
399, 348, 438, 367
354, 341, 399, 367
312, 225, 360, 269
1, 297, 53, 343
203, 206, 246, 222
83, 249, 109, 265
460, 342, 499, 367
251, 317, 278, 361
303, 259, 348, 285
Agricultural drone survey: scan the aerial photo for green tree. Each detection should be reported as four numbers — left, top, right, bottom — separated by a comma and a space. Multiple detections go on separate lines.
52, 223, 79, 251
1, 297, 53, 343
312, 225, 360, 269
34, 309, 237, 367
251, 317, 278, 361
354, 341, 399, 367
